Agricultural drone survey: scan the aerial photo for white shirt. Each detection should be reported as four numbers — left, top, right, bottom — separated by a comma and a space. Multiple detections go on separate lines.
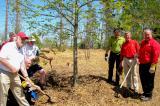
0, 42, 25, 72
21, 43, 39, 59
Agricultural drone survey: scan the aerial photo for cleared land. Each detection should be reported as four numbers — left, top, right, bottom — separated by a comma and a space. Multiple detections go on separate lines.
35, 49, 160, 106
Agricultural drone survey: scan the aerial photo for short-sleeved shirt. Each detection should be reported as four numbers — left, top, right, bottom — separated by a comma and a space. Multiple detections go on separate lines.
107, 36, 125, 54
21, 43, 40, 59
0, 42, 25, 72
121, 40, 139, 58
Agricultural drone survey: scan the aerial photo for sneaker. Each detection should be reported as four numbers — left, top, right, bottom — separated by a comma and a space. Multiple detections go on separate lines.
140, 94, 145, 99
140, 96, 151, 101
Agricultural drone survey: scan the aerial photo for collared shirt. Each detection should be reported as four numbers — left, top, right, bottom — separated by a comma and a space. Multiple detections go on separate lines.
121, 39, 139, 59
21, 43, 40, 59
107, 36, 125, 54
0, 42, 24, 72
139, 38, 160, 64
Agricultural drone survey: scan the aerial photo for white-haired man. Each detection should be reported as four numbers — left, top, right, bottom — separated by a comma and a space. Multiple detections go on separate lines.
21, 36, 52, 89
139, 29, 160, 101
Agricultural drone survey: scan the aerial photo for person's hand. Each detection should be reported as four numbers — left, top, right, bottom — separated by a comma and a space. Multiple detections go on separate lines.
25, 77, 34, 86
136, 58, 140, 64
149, 64, 157, 73
134, 53, 138, 59
105, 53, 108, 61
21, 81, 28, 88
118, 62, 123, 75
25, 58, 32, 69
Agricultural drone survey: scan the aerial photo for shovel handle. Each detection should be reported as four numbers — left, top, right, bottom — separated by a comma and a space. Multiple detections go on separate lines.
18, 74, 46, 94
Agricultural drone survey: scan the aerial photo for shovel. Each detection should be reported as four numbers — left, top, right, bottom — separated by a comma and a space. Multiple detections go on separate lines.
18, 74, 54, 103
115, 59, 137, 98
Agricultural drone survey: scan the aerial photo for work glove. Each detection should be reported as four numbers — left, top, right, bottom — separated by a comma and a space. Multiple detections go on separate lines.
105, 53, 108, 61
25, 77, 41, 90
21, 81, 28, 88
25, 77, 35, 86
21, 79, 33, 88
149, 64, 157, 74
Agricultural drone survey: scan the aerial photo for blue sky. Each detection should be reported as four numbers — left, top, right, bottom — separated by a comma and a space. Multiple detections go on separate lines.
0, 0, 43, 39
0, 0, 102, 41
0, 0, 6, 36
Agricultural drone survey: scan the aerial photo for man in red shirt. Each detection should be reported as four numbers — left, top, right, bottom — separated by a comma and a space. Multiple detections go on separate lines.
139, 29, 160, 101
120, 31, 140, 97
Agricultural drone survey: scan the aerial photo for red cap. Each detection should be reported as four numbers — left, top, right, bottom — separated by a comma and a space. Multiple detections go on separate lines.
17, 32, 29, 40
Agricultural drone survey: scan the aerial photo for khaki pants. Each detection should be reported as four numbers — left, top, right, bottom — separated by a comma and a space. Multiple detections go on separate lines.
0, 69, 30, 106
123, 57, 139, 92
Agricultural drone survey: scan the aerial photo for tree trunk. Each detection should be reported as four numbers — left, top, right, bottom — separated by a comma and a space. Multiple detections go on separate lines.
73, 0, 78, 87
58, 0, 64, 51
15, 0, 21, 33
4, 0, 9, 40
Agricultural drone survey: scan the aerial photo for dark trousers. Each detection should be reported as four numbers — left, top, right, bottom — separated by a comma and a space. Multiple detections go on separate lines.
139, 63, 155, 97
108, 51, 120, 84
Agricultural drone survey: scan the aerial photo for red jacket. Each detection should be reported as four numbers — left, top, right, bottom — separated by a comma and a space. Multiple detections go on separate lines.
139, 38, 160, 64
120, 39, 139, 59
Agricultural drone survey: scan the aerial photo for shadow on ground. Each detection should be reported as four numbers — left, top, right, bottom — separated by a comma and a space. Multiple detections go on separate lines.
45, 70, 108, 90
112, 86, 140, 99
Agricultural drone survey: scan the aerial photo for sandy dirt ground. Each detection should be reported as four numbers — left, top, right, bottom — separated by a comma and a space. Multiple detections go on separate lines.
34, 49, 160, 106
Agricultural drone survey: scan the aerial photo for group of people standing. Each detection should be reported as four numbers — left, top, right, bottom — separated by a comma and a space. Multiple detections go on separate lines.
0, 29, 159, 105
0, 32, 51, 106
105, 29, 160, 101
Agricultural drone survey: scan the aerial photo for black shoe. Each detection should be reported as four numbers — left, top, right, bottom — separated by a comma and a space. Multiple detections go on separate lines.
128, 87, 135, 94
123, 90, 131, 98
106, 79, 115, 84
115, 82, 119, 86
129, 87, 133, 91
133, 92, 140, 99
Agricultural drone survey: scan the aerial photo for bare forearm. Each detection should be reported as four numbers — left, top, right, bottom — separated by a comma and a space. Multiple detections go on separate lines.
0, 58, 17, 73
20, 61, 28, 77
